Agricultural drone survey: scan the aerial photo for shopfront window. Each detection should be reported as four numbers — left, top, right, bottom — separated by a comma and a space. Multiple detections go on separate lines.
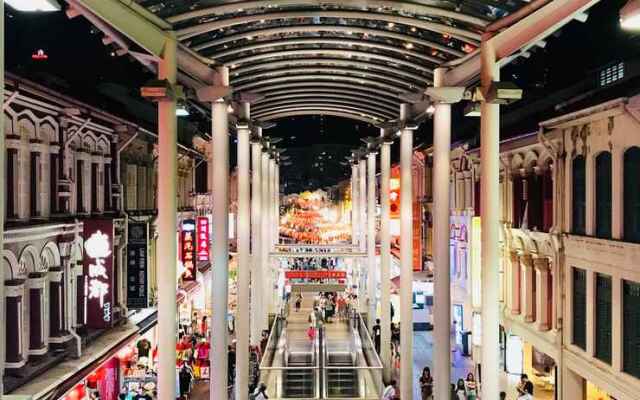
572, 156, 586, 235
624, 147, 640, 243
623, 280, 640, 378
595, 273, 612, 364
595, 152, 612, 239
572, 267, 587, 350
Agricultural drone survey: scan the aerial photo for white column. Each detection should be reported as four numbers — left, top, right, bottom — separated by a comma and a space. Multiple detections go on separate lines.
367, 152, 377, 327
211, 98, 230, 400
269, 158, 277, 313
480, 39, 501, 400
359, 159, 367, 313
432, 67, 452, 400
0, 2, 6, 394
236, 115, 251, 400
250, 134, 263, 346
351, 164, 360, 293
399, 113, 414, 400
379, 138, 392, 382
261, 150, 271, 329
156, 38, 178, 400
275, 164, 280, 245
352, 164, 359, 247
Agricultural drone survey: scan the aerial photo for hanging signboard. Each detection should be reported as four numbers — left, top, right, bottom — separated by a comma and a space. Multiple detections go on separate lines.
284, 270, 347, 279
181, 219, 196, 281
127, 222, 148, 309
413, 201, 422, 271
196, 216, 210, 262
84, 219, 115, 329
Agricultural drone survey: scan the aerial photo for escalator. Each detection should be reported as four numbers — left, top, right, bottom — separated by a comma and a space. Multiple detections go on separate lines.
326, 353, 358, 398
283, 352, 315, 398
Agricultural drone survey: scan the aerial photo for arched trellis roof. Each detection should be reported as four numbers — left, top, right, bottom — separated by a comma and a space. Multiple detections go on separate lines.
136, 0, 529, 123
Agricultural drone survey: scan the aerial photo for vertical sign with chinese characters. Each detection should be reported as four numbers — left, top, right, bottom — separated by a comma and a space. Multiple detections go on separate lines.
127, 222, 148, 309
181, 219, 196, 281
196, 216, 210, 262
83, 219, 114, 328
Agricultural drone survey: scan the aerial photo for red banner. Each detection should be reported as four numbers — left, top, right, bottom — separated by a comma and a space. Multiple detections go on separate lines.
285, 270, 347, 279
196, 217, 210, 262
181, 219, 196, 281
83, 219, 115, 329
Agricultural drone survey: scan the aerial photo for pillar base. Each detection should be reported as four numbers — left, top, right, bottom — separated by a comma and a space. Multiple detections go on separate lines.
536, 322, 551, 332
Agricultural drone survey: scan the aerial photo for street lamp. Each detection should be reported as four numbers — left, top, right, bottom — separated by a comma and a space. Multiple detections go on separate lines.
6, 0, 61, 12
621, 0, 640, 30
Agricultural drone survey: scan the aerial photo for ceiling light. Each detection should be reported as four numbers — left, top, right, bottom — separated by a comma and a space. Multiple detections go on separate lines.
411, 27, 417, 32
387, 22, 395, 28
621, 0, 640, 29
405, 43, 414, 49
247, 36, 253, 40
427, 105, 436, 114
6, 0, 61, 11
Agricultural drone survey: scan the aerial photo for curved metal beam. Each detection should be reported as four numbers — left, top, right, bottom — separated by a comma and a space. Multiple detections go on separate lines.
210, 38, 441, 65
255, 107, 387, 123
254, 103, 391, 118
168, 0, 489, 27
233, 58, 430, 83
259, 88, 400, 107
231, 67, 420, 89
253, 100, 396, 118
246, 82, 402, 103
255, 93, 398, 113
256, 110, 381, 125
234, 74, 408, 93
193, 25, 465, 57
225, 49, 430, 73
176, 11, 482, 44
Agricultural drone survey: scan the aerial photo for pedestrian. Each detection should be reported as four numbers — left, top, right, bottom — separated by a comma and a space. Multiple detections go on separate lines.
372, 318, 381, 354
252, 382, 269, 400
419, 366, 433, 400
454, 378, 467, 400
465, 372, 477, 400
178, 365, 193, 399
516, 374, 534, 400
295, 294, 302, 312
382, 379, 398, 400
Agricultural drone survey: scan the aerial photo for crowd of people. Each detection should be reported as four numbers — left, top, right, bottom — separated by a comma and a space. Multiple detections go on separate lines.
288, 256, 338, 270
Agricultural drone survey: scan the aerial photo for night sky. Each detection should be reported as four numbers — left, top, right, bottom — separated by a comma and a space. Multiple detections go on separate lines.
5, 0, 639, 190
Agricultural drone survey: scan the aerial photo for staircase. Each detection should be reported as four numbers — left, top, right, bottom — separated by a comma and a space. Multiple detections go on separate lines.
326, 353, 358, 398
283, 352, 315, 398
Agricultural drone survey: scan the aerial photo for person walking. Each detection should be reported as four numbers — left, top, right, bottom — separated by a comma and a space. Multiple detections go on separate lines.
294, 293, 302, 312
382, 380, 398, 400
516, 374, 534, 400
454, 379, 467, 400
372, 319, 382, 354
465, 373, 478, 400
252, 383, 269, 400
419, 367, 433, 400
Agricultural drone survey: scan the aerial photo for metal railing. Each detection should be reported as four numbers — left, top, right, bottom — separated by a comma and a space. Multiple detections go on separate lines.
322, 312, 384, 399
259, 312, 321, 399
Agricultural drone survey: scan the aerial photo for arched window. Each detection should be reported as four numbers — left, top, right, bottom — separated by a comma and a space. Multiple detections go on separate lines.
596, 152, 612, 238
572, 156, 586, 235
624, 147, 640, 242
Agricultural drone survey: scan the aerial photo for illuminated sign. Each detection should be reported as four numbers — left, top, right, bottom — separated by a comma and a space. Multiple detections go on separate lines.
127, 223, 148, 309
196, 217, 210, 262
284, 270, 347, 279
181, 219, 196, 281
84, 219, 114, 328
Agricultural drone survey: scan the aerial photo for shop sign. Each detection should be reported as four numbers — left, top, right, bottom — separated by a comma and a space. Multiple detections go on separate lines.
84, 219, 114, 329
96, 357, 119, 400
284, 270, 347, 279
196, 216, 210, 262
127, 222, 148, 309
181, 219, 196, 281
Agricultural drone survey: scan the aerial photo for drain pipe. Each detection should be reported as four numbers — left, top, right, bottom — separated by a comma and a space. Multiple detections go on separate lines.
67, 219, 83, 358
